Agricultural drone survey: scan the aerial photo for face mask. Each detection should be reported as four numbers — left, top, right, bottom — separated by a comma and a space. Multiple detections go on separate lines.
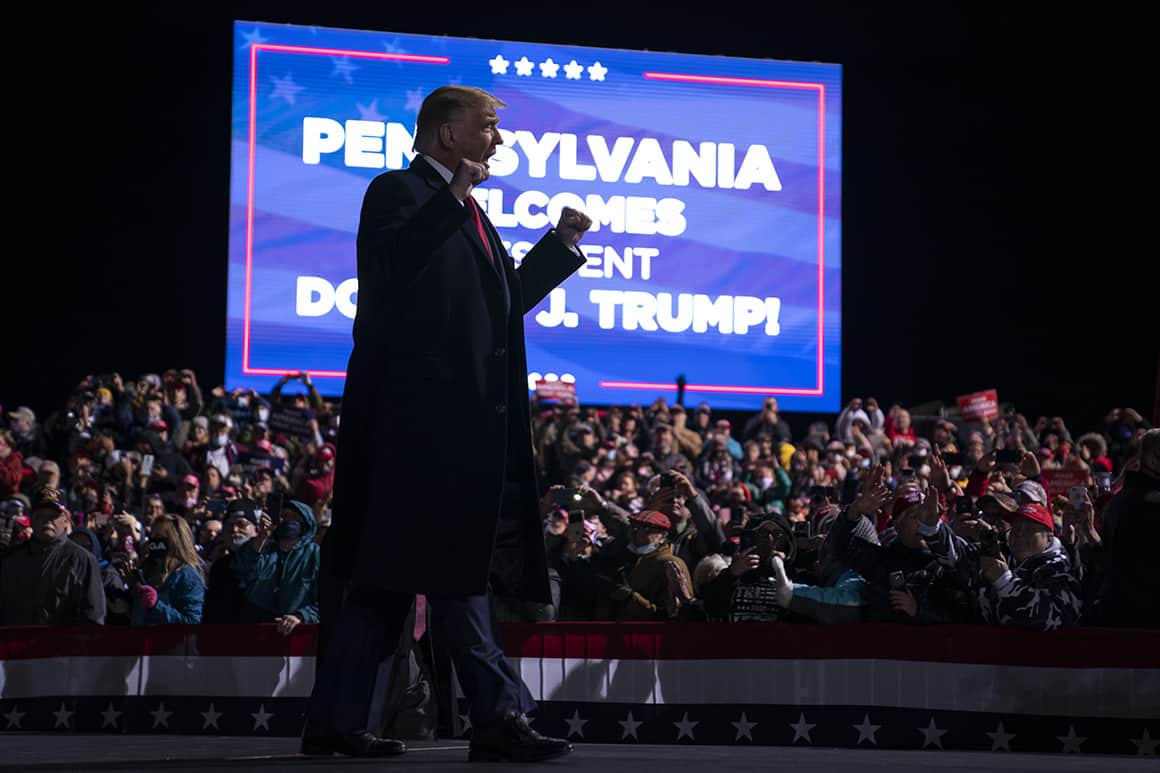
257, 408, 270, 423
212, 434, 228, 448
949, 466, 963, 480
627, 541, 658, 556
918, 464, 931, 478
760, 476, 774, 489
237, 396, 250, 408
275, 521, 303, 540
183, 496, 198, 509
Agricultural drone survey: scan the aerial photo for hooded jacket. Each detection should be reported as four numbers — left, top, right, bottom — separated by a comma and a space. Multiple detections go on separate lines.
232, 499, 320, 623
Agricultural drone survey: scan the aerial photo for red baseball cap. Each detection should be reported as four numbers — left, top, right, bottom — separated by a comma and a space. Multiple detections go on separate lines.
630, 509, 672, 531
317, 445, 335, 460
1006, 503, 1054, 531
892, 489, 924, 518
182, 474, 200, 488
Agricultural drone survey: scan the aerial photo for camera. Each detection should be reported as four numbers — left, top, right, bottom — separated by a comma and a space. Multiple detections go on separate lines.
265, 491, 285, 525
888, 570, 907, 591
978, 529, 1004, 559
659, 472, 677, 488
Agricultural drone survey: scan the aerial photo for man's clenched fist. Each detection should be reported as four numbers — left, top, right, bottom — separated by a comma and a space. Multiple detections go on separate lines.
555, 207, 592, 248
450, 159, 490, 201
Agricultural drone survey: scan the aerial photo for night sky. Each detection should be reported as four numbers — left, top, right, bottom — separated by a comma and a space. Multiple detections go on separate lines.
11, 4, 1158, 433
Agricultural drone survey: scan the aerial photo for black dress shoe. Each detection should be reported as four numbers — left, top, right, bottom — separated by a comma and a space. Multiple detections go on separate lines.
468, 712, 572, 763
300, 731, 407, 757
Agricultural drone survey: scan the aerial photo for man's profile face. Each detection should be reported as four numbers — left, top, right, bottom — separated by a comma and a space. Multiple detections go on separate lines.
449, 104, 502, 168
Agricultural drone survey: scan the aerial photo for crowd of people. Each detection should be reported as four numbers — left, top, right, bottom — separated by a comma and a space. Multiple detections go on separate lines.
1, 371, 1156, 632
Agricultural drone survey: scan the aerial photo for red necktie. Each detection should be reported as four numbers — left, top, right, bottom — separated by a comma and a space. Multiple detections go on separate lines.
467, 197, 495, 267
413, 594, 426, 641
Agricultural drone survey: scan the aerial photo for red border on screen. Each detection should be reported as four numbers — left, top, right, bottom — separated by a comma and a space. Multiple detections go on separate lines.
242, 44, 449, 378
241, 52, 830, 398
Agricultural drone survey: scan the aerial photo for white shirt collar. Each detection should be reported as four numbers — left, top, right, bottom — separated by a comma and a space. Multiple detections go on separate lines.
418, 154, 454, 184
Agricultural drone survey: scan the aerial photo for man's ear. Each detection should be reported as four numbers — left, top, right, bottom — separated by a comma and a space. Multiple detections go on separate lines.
438, 122, 455, 149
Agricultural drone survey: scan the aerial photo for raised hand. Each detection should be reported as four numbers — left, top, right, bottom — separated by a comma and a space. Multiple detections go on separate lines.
450, 159, 489, 201
555, 207, 592, 248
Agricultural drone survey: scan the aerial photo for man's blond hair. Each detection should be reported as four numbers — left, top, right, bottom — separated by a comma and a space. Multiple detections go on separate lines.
414, 86, 506, 150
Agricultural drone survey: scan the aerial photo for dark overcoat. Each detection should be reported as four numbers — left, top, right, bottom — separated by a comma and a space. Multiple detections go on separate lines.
322, 156, 583, 603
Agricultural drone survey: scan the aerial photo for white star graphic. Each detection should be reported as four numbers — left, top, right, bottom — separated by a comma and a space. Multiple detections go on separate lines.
618, 711, 642, 741
564, 709, 588, 739
268, 73, 304, 106
563, 60, 584, 80
150, 702, 173, 729
383, 39, 409, 56
539, 58, 560, 78
514, 56, 535, 77
331, 56, 358, 84
251, 704, 274, 732
1058, 724, 1086, 754
404, 88, 425, 113
587, 61, 608, 81
99, 702, 122, 729
852, 714, 881, 746
488, 54, 510, 75
1131, 728, 1158, 756
789, 712, 816, 744
918, 717, 947, 749
356, 98, 388, 123
201, 703, 223, 730
674, 712, 698, 741
986, 721, 1015, 752
239, 27, 268, 51
3, 705, 25, 729
731, 712, 757, 742
459, 713, 472, 736
51, 701, 73, 729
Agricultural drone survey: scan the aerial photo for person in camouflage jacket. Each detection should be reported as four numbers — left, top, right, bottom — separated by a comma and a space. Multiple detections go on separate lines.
914, 492, 1082, 631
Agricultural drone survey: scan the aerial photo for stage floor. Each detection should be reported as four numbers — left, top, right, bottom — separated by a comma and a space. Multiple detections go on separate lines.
0, 736, 1151, 772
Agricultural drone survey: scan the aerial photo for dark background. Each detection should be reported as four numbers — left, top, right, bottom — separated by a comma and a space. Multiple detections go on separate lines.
10, 4, 1158, 433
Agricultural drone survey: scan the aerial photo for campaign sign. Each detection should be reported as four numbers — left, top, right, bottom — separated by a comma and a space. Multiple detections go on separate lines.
226, 22, 842, 410
957, 390, 1000, 422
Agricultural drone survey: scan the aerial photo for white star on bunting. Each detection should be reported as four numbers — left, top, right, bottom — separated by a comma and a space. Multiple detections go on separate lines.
618, 711, 642, 741
1058, 724, 1086, 754
674, 712, 698, 741
789, 712, 815, 744
150, 702, 173, 729
563, 60, 584, 80
986, 721, 1015, 752
564, 709, 587, 738
852, 714, 880, 745
459, 713, 472, 736
52, 701, 74, 729
731, 712, 757, 742
99, 702, 122, 729
3, 705, 26, 729
918, 717, 947, 749
251, 704, 274, 732
587, 61, 608, 81
488, 54, 510, 75
514, 56, 535, 76
1131, 728, 1157, 756
539, 58, 560, 78
201, 703, 223, 730
268, 74, 304, 106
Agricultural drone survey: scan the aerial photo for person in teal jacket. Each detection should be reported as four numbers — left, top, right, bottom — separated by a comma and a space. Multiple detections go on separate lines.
130, 514, 205, 624
232, 496, 319, 636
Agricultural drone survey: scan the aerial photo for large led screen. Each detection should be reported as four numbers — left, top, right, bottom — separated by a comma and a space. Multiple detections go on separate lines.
227, 21, 841, 409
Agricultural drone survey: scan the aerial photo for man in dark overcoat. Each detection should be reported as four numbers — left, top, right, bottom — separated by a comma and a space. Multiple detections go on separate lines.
304, 85, 590, 762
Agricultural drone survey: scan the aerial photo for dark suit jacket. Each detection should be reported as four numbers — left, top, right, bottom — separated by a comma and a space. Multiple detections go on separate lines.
322, 156, 584, 602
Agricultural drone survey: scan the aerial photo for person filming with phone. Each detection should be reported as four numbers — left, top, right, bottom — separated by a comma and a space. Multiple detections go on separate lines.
127, 514, 204, 625
231, 492, 320, 636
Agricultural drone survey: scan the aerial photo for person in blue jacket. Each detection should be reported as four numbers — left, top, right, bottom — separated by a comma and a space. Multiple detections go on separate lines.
130, 514, 204, 624
232, 496, 319, 636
